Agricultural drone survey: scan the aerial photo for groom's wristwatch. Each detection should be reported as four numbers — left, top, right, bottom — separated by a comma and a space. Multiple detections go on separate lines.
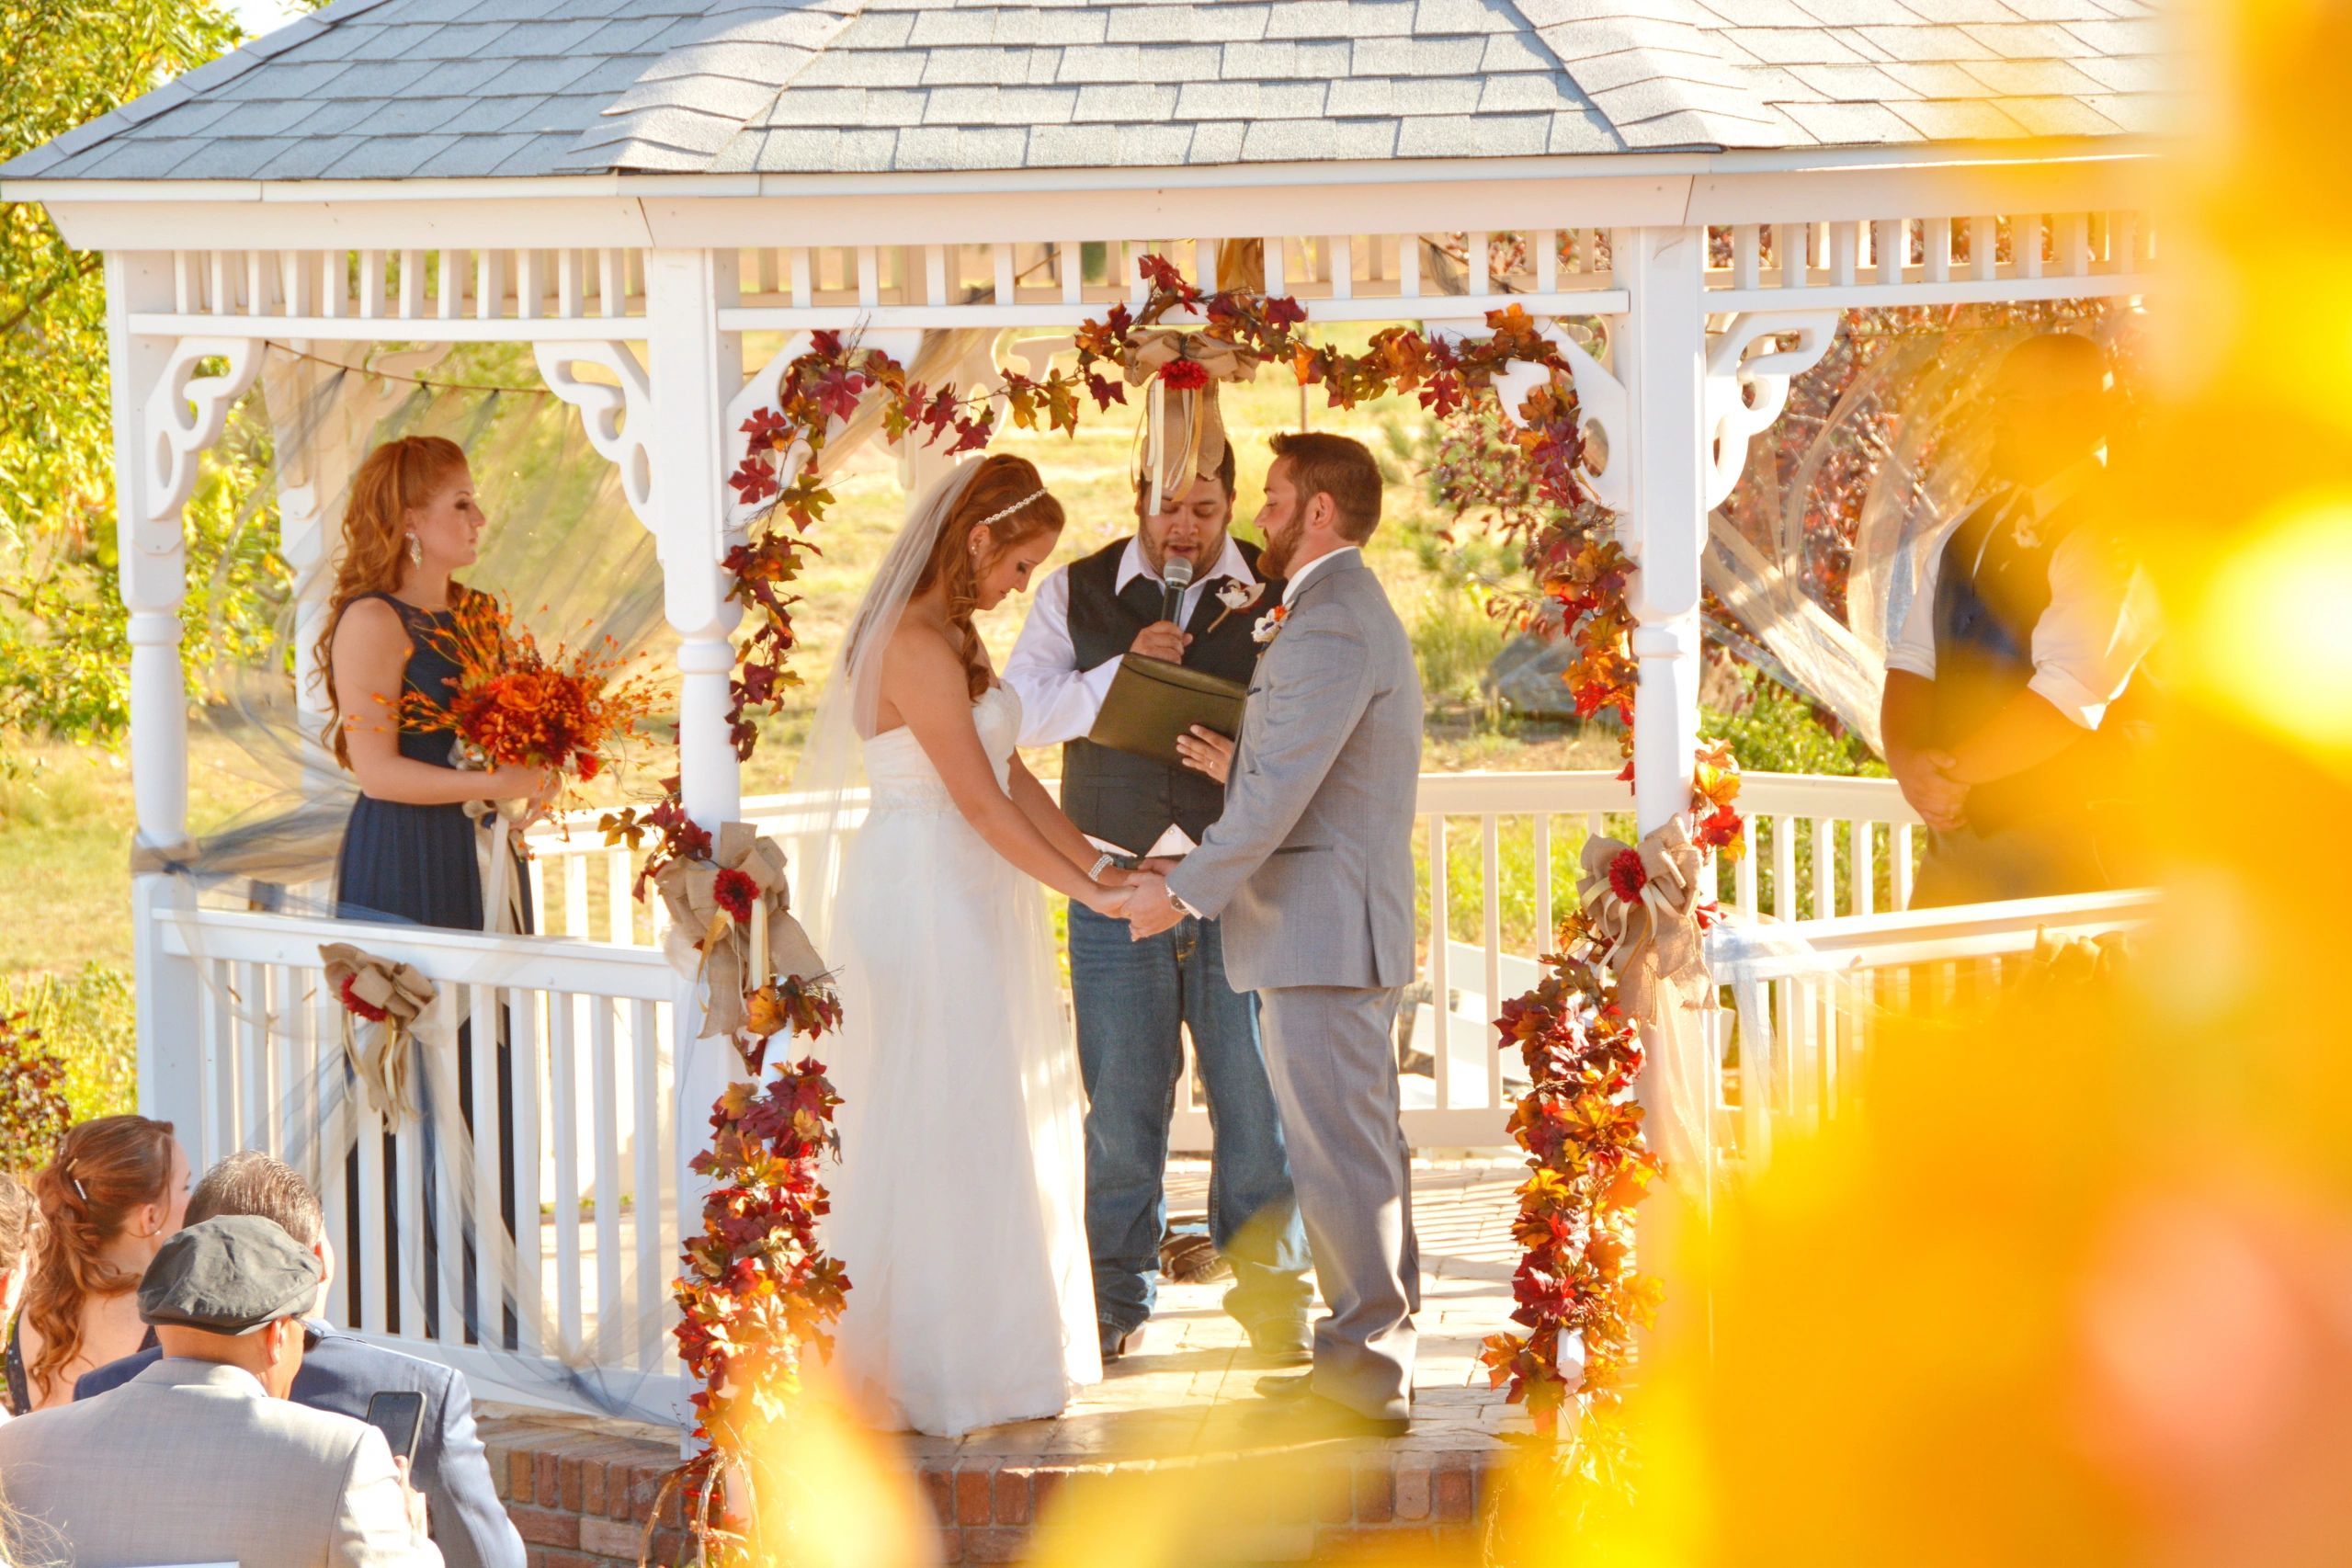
1168, 890, 1202, 920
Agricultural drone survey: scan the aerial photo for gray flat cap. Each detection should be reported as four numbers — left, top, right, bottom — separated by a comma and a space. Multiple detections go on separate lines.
139, 1214, 321, 1335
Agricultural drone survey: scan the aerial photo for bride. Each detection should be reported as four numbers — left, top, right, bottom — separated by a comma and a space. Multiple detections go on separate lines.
790, 453, 1137, 1437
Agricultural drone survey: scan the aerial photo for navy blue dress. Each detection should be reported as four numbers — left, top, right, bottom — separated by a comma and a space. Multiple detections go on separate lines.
333, 591, 519, 931
327, 589, 528, 1346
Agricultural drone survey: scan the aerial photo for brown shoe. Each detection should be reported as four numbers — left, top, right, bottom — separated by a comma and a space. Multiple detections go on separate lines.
1099, 1323, 1148, 1362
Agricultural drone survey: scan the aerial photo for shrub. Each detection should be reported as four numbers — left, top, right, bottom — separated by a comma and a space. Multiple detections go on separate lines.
0, 965, 139, 1131
0, 1009, 73, 1174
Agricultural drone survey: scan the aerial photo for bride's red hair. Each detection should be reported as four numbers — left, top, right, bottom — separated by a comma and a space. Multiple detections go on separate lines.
914, 455, 1064, 700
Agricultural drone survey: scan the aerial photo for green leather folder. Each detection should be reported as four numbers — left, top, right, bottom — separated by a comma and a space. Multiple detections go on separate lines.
1086, 654, 1247, 767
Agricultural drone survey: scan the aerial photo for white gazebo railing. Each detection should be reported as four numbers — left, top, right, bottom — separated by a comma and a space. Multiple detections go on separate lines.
157, 907, 687, 1419
1705, 888, 2158, 1171
522, 767, 1935, 1151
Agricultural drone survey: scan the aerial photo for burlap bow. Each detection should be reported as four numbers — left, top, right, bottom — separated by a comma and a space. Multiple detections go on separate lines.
1127, 331, 1256, 504
320, 942, 441, 1128
654, 822, 827, 1041
1574, 816, 1718, 1187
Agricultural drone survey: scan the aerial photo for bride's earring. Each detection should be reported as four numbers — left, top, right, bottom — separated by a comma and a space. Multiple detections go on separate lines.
406, 533, 423, 567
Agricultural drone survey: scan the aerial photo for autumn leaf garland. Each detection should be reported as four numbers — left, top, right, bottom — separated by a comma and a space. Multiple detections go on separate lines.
626, 256, 1681, 1562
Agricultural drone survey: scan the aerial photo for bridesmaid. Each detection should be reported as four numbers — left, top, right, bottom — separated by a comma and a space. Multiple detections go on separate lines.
317, 435, 551, 1342
319, 435, 554, 927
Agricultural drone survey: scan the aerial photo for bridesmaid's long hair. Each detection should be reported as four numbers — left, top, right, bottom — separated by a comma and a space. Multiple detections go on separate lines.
313, 435, 472, 767
21, 1115, 176, 1403
912, 455, 1064, 700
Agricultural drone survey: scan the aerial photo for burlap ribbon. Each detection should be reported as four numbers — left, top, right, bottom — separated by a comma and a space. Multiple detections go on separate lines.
653, 822, 827, 1040
1574, 816, 1718, 1187
1126, 330, 1256, 503
320, 942, 440, 1128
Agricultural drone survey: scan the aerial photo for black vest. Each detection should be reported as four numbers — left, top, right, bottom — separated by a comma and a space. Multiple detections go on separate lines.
1928, 480, 2139, 834
1059, 537, 1282, 856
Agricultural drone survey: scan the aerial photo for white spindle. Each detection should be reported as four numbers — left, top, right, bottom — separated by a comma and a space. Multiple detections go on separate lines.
1329, 234, 1352, 300
1812, 817, 1837, 919
1397, 233, 1417, 299
994, 243, 1017, 304
591, 998, 622, 1360
549, 994, 583, 1355
1482, 815, 1504, 1112
1923, 218, 1952, 284
1770, 815, 1796, 921
630, 998, 665, 1368
2019, 215, 2046, 279
1970, 216, 1998, 282
1426, 814, 1450, 1110
1468, 230, 1489, 295
1733, 224, 1761, 290
510, 991, 545, 1355
467, 979, 504, 1346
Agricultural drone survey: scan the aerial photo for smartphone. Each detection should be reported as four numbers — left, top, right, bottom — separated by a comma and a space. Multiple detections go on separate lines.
363, 1389, 426, 1468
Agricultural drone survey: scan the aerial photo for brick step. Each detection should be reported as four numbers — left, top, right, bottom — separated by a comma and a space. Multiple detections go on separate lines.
483, 1410, 1509, 1567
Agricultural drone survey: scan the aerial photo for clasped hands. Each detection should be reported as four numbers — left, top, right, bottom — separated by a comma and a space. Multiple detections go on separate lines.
1891, 744, 1969, 831
1091, 857, 1187, 940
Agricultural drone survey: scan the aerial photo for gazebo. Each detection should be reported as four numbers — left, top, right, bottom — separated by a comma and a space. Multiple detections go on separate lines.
5, 0, 2165, 1438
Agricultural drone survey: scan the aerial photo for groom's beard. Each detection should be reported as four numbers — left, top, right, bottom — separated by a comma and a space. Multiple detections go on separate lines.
1260, 516, 1303, 580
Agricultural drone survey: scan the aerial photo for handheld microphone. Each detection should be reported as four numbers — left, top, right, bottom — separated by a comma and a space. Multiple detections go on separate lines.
1160, 553, 1196, 625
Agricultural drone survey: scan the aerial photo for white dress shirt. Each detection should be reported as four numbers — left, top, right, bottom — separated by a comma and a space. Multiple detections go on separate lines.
1886, 462, 2160, 731
1005, 532, 1261, 748
1281, 544, 1361, 606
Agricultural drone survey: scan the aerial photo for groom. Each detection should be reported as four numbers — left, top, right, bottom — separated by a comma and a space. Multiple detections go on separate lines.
1003, 441, 1314, 1369
1125, 432, 1425, 1436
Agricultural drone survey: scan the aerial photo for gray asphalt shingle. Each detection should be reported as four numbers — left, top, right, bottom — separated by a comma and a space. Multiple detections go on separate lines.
0, 0, 2174, 182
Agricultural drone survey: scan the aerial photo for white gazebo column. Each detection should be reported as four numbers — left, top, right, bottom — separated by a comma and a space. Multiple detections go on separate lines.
1615, 227, 1710, 837
643, 246, 744, 1420
108, 254, 209, 1158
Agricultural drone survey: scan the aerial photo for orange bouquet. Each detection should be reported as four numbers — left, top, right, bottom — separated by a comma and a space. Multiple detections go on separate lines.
400, 590, 661, 795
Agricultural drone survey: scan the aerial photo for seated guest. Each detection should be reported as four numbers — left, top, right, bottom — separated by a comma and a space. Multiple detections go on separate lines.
7, 1113, 188, 1410
0, 1175, 33, 1426
1881, 331, 2161, 907
77, 1152, 523, 1568
0, 1214, 441, 1567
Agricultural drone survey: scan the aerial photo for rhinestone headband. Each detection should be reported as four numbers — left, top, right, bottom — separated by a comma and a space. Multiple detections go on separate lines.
972, 487, 1049, 532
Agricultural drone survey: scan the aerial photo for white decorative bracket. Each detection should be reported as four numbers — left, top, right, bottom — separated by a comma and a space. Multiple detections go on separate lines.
1472, 319, 1630, 513
535, 340, 654, 531
1701, 310, 1842, 510
141, 336, 265, 551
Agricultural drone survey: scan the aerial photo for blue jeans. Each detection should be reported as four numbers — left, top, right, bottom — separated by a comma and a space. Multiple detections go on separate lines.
1067, 899, 1311, 1337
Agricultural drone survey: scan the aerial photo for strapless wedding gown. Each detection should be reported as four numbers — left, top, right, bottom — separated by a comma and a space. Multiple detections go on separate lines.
825, 684, 1100, 1436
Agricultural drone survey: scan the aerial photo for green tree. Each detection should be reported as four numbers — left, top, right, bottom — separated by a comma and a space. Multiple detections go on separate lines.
1, 1, 253, 742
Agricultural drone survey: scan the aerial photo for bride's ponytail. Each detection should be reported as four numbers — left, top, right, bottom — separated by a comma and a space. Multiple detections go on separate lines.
914, 455, 1065, 700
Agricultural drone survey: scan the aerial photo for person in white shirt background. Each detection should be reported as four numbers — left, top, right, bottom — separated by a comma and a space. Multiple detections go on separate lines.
1003, 436, 1312, 1368
1880, 331, 2163, 906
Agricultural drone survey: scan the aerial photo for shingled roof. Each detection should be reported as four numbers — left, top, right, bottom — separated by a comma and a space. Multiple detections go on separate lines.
1, 0, 2171, 184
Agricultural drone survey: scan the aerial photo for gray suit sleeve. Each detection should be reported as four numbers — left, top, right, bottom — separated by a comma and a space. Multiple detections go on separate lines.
1166, 605, 1371, 918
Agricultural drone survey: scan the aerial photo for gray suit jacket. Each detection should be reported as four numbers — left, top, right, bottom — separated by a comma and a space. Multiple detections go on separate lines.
77, 1324, 522, 1568
1168, 551, 1422, 992
0, 1359, 442, 1568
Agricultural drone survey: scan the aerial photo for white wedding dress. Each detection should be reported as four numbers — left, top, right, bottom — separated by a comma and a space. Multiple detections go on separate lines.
824, 684, 1101, 1436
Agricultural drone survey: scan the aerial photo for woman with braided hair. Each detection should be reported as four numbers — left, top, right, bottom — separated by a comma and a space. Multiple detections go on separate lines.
5, 1116, 187, 1412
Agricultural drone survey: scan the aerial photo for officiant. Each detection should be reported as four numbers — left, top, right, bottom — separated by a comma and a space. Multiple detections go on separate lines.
1004, 389, 1312, 1367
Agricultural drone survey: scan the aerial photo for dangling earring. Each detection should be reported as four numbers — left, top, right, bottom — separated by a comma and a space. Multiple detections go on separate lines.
406, 533, 423, 567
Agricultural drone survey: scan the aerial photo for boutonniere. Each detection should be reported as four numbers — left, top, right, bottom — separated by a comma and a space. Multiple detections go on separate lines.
1252, 604, 1290, 647
1203, 579, 1265, 636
